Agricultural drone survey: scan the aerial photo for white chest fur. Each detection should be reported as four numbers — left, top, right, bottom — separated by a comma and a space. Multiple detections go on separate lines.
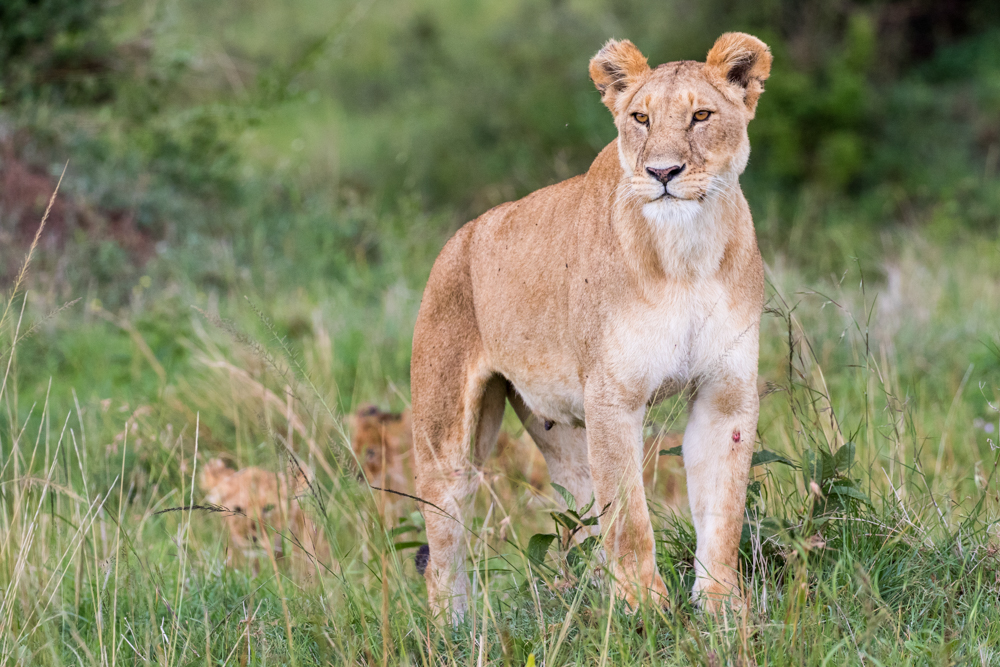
605, 277, 756, 399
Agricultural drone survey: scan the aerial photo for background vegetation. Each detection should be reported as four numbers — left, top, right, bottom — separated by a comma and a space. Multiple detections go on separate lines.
0, 0, 999, 664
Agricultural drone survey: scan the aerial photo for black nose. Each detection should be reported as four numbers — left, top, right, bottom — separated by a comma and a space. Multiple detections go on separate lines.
646, 164, 685, 184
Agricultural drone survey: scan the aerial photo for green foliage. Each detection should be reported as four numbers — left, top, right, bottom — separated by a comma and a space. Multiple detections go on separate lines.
526, 533, 557, 566
6, 0, 1000, 312
750, 449, 796, 468
0, 0, 115, 105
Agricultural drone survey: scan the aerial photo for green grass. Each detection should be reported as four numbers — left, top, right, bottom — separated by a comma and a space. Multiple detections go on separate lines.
1, 211, 998, 664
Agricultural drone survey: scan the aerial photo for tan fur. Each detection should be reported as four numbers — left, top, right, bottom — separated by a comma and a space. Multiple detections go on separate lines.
411, 33, 770, 621
199, 458, 327, 575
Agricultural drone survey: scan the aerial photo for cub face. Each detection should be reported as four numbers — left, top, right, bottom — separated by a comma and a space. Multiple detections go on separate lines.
589, 34, 771, 224
199, 458, 315, 568
349, 405, 412, 489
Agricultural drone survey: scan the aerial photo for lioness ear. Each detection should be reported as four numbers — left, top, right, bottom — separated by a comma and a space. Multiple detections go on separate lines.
589, 39, 651, 114
705, 32, 772, 116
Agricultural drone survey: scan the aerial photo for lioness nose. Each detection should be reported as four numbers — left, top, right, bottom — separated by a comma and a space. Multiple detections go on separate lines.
646, 164, 685, 184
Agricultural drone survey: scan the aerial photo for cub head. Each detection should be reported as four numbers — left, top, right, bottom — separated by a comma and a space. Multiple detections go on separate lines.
589, 33, 771, 223
349, 405, 412, 486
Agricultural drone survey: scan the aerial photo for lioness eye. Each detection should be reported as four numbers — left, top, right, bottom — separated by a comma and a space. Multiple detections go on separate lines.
693, 110, 711, 122
632, 112, 649, 125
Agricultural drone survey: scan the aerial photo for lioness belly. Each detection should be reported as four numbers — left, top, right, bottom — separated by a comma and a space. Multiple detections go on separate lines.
494, 354, 585, 425
509, 378, 585, 426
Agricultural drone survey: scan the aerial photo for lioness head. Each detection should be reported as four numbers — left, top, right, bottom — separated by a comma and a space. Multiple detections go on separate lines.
590, 33, 771, 224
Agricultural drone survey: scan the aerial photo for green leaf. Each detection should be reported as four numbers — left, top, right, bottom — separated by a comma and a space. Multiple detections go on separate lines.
552, 512, 584, 531
832, 442, 856, 474
739, 522, 752, 548
390, 524, 423, 538
579, 495, 596, 516
527, 533, 558, 565
392, 540, 427, 551
550, 483, 576, 512
819, 449, 836, 482
804, 451, 823, 486
750, 450, 797, 468
659, 445, 683, 457
828, 484, 872, 507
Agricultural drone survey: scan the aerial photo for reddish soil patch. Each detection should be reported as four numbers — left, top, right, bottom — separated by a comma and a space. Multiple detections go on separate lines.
0, 144, 157, 267
0, 147, 72, 250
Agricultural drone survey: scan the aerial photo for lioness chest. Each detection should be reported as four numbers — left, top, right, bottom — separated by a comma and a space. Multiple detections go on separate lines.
496, 276, 746, 426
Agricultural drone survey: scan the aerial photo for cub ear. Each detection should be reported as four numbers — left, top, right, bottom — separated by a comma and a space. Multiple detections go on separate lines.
349, 404, 379, 431
200, 458, 232, 492
589, 39, 651, 114
705, 32, 772, 116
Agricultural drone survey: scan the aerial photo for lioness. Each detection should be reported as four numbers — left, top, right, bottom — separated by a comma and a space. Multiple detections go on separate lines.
411, 33, 769, 620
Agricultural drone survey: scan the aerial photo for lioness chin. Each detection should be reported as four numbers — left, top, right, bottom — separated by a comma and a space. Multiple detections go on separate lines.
411, 32, 770, 623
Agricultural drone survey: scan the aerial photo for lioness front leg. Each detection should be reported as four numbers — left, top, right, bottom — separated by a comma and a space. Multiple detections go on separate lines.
683, 377, 758, 614
585, 391, 668, 609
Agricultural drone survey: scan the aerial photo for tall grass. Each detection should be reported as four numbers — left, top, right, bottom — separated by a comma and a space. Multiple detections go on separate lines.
0, 171, 997, 666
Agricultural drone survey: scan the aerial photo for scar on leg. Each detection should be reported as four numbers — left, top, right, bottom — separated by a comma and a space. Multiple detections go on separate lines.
732, 430, 741, 443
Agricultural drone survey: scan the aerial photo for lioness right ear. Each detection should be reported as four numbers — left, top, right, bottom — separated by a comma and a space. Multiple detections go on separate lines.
589, 39, 651, 114
705, 32, 772, 116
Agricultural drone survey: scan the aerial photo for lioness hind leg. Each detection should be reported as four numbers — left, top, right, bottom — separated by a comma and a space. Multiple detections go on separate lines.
412, 369, 505, 623
412, 413, 474, 621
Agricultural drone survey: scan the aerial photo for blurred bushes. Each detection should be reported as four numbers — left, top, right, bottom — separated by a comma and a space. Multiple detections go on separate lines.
3, 0, 1000, 288
243, 0, 1000, 270
0, 0, 117, 105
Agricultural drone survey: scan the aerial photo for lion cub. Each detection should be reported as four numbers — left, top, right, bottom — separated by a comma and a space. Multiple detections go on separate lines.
349, 406, 415, 500
642, 432, 686, 510
200, 458, 326, 574
349, 405, 549, 508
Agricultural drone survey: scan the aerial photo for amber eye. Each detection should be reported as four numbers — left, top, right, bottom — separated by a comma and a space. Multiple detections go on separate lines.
693, 110, 711, 122
632, 112, 649, 125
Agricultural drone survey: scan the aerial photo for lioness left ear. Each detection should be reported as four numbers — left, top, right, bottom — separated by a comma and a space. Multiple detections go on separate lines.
705, 32, 772, 116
